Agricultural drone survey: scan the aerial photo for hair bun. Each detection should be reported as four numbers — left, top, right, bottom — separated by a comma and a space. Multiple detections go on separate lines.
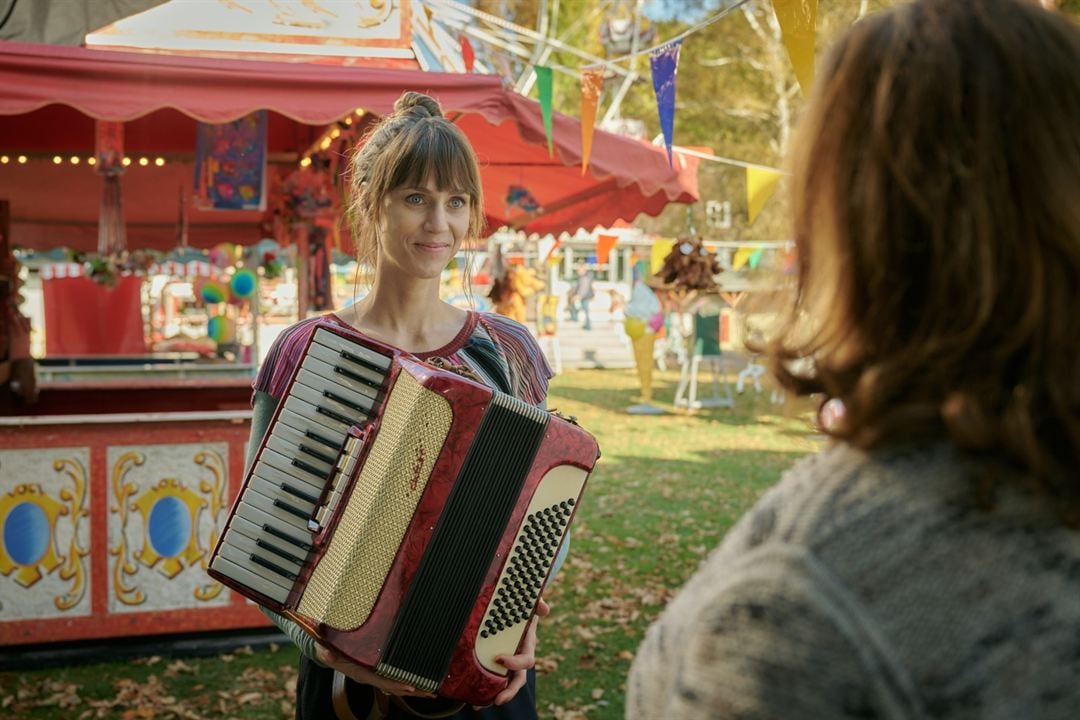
394, 91, 443, 119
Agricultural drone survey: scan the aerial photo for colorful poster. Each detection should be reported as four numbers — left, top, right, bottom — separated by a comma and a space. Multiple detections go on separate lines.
194, 111, 267, 211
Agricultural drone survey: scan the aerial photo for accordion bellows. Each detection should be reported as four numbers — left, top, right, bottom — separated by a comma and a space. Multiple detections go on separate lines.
297, 371, 453, 630
207, 321, 599, 706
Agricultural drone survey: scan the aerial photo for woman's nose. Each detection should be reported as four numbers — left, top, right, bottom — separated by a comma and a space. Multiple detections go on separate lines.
424, 204, 449, 232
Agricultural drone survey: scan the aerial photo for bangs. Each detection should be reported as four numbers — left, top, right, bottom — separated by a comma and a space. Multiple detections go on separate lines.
387, 121, 481, 196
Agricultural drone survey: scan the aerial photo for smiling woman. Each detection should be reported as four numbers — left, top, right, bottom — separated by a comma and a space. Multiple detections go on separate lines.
243, 91, 557, 720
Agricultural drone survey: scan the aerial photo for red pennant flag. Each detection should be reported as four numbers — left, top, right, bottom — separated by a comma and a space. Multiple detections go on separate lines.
460, 35, 475, 73
596, 234, 618, 265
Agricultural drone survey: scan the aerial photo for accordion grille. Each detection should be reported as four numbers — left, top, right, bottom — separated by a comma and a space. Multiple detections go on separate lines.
297, 371, 452, 629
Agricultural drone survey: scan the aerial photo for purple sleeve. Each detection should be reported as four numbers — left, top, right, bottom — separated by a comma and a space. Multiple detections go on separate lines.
480, 313, 555, 406
251, 316, 325, 404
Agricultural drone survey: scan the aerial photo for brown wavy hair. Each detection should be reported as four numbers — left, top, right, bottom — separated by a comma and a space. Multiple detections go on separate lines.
767, 0, 1080, 518
347, 91, 485, 284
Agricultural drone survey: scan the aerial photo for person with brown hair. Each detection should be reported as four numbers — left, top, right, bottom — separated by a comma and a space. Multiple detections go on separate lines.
247, 91, 559, 720
628, 0, 1080, 717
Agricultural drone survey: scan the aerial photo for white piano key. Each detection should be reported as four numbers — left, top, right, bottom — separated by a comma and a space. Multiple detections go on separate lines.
301, 351, 382, 398
289, 382, 370, 425
259, 448, 331, 489
276, 407, 346, 450
313, 328, 391, 370
210, 555, 291, 604
267, 422, 339, 466
240, 485, 314, 533
247, 473, 318, 515
252, 457, 326, 498
229, 515, 308, 565
295, 368, 377, 415
283, 395, 353, 436
223, 527, 304, 576
217, 542, 297, 590
265, 434, 334, 479
234, 501, 311, 550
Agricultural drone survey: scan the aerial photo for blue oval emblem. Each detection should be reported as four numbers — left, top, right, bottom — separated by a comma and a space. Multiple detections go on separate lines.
4, 502, 50, 566
147, 496, 191, 559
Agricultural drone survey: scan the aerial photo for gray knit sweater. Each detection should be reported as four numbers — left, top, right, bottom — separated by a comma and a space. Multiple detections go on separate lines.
627, 443, 1080, 720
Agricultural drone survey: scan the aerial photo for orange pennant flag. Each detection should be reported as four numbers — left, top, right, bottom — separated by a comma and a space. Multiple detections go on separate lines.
596, 234, 618, 265
579, 68, 604, 175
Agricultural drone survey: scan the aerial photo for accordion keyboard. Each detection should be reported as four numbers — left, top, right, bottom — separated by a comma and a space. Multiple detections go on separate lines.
210, 328, 391, 604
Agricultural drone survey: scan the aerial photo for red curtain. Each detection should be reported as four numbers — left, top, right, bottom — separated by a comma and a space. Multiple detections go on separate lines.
42, 276, 145, 356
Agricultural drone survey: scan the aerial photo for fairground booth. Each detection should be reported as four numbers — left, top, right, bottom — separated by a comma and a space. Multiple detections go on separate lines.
0, 39, 697, 649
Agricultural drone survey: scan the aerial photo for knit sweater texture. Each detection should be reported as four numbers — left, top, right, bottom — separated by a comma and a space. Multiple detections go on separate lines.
627, 443, 1080, 720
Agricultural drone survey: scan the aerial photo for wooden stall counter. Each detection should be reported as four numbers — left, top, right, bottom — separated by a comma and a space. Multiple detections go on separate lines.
0, 358, 269, 647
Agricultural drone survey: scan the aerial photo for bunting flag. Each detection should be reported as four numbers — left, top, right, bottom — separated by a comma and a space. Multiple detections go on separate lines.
460, 35, 475, 73
772, 0, 818, 94
535, 65, 554, 157
747, 166, 784, 224
595, 234, 618, 265
649, 40, 682, 165
579, 68, 604, 175
732, 246, 754, 272
650, 238, 676, 275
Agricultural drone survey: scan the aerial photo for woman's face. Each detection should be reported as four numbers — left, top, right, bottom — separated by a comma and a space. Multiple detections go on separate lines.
376, 173, 471, 281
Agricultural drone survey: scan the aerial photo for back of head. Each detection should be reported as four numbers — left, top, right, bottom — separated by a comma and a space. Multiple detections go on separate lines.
348, 91, 485, 269
771, 0, 1080, 516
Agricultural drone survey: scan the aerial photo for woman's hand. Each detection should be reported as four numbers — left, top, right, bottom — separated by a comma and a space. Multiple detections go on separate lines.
491, 597, 551, 706
314, 643, 434, 698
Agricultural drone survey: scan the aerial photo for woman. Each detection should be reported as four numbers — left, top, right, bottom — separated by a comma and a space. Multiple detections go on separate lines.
628, 1, 1080, 718
247, 92, 556, 720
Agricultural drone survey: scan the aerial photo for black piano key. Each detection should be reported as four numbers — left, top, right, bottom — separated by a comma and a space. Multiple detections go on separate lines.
305, 429, 340, 451
291, 457, 329, 482
333, 364, 382, 390
256, 539, 306, 566
323, 390, 368, 415
339, 349, 386, 375
281, 482, 319, 505
273, 497, 311, 520
251, 553, 298, 582
299, 443, 336, 466
317, 405, 353, 426
264, 524, 312, 551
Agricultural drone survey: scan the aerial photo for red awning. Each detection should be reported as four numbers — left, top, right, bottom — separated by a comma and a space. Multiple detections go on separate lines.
0, 41, 698, 250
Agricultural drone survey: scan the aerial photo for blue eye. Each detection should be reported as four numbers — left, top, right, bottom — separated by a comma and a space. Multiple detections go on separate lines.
449, 196, 467, 210
405, 193, 424, 205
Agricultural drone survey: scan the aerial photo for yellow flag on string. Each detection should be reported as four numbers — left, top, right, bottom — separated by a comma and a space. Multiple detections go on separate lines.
747, 167, 783, 224
772, 0, 817, 95
651, 239, 676, 275
580, 68, 604, 175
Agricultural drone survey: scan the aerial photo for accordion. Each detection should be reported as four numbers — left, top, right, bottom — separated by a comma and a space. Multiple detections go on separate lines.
208, 321, 599, 706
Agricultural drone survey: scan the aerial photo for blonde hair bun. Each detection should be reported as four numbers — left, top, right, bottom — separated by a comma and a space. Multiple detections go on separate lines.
394, 91, 443, 119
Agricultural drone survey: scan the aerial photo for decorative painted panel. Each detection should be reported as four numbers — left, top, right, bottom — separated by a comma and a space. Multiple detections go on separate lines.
106, 443, 231, 614
0, 448, 91, 621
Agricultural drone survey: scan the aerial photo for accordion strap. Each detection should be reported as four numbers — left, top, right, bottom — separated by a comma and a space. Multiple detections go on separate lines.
331, 671, 465, 720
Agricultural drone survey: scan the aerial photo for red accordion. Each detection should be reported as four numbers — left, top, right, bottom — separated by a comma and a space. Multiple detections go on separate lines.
208, 321, 599, 705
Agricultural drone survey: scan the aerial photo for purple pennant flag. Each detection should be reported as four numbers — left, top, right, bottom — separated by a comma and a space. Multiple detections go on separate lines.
650, 40, 682, 166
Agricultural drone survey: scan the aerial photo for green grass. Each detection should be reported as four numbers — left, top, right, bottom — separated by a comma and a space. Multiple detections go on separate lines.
1, 369, 820, 720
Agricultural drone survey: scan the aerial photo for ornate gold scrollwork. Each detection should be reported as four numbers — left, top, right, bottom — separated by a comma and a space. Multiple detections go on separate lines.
194, 449, 227, 601
110, 452, 146, 605
53, 457, 89, 611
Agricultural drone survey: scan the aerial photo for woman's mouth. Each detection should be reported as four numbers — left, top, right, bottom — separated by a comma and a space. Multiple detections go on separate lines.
415, 242, 449, 254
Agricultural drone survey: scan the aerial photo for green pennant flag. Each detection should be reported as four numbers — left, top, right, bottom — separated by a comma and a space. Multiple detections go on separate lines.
536, 65, 554, 157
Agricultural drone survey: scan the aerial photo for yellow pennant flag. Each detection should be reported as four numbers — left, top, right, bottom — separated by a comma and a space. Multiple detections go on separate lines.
772, 0, 817, 95
747, 167, 783, 224
579, 68, 604, 175
650, 238, 676, 275
732, 247, 754, 272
